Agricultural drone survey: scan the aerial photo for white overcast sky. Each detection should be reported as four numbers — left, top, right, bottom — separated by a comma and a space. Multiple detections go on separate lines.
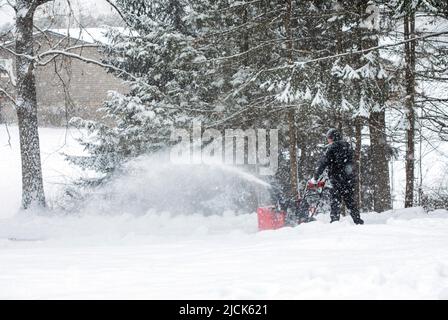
0, 0, 114, 27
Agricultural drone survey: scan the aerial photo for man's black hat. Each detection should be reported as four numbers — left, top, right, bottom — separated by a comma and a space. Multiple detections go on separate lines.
326, 128, 342, 141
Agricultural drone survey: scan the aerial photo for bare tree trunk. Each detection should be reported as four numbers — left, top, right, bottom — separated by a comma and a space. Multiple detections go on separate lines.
354, 117, 363, 210
241, 7, 250, 66
15, 0, 49, 209
0, 102, 3, 124
369, 110, 392, 212
285, 0, 298, 199
404, 11, 416, 208
297, 128, 306, 182
288, 111, 298, 197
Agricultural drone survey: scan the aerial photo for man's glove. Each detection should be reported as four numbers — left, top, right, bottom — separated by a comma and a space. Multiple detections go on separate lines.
307, 177, 317, 189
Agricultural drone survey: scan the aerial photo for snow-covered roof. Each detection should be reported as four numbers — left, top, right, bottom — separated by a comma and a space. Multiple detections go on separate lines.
47, 27, 125, 44
1, 27, 132, 48
0, 28, 101, 47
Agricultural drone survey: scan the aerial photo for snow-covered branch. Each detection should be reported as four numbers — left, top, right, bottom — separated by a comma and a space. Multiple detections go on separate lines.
225, 30, 448, 99
35, 49, 144, 83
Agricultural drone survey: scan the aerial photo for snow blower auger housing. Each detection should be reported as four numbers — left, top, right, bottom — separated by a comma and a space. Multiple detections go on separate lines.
257, 206, 286, 231
257, 179, 327, 231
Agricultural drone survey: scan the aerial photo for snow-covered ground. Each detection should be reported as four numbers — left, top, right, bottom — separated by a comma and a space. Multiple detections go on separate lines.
0, 126, 448, 299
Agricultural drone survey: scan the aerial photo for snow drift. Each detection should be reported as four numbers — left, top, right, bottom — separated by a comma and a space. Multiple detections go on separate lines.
1, 208, 448, 299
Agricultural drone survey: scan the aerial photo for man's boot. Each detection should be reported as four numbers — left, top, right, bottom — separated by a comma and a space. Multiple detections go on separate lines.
330, 216, 340, 223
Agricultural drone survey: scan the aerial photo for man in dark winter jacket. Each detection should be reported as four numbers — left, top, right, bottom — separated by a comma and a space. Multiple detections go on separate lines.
312, 128, 364, 225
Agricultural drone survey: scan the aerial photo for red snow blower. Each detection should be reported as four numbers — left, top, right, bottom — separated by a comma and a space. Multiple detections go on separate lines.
257, 178, 327, 231
257, 206, 286, 231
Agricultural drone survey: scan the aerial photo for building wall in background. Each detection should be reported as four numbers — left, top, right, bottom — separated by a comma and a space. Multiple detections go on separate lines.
0, 32, 128, 127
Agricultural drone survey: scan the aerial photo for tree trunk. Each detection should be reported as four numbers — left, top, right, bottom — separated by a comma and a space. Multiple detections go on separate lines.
354, 116, 363, 210
0, 102, 3, 123
288, 110, 298, 198
353, 0, 392, 212
369, 110, 392, 212
297, 127, 306, 183
15, 1, 46, 209
285, 0, 298, 199
404, 11, 416, 208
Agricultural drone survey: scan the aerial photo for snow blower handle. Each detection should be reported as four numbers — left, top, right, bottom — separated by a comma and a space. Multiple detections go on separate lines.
307, 177, 317, 189
307, 177, 326, 190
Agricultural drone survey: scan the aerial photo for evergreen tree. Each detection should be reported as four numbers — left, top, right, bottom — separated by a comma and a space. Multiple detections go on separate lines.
68, 0, 211, 184
389, 0, 448, 206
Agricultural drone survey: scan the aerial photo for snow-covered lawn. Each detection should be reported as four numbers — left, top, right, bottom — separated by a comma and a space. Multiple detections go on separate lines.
0, 126, 447, 299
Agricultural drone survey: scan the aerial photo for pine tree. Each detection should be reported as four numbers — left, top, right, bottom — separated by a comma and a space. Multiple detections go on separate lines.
69, 0, 211, 184
197, 0, 342, 196
320, 0, 394, 212
390, 0, 448, 207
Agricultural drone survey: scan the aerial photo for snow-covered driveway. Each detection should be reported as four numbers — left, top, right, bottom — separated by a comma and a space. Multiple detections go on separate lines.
1, 127, 447, 299
1, 209, 448, 299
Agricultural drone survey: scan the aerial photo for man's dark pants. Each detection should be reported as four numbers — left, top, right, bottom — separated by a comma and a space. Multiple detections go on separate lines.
329, 177, 361, 222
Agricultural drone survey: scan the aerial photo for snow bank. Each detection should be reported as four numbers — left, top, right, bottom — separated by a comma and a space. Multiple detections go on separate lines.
1, 206, 446, 244
1, 208, 448, 299
0, 210, 258, 244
